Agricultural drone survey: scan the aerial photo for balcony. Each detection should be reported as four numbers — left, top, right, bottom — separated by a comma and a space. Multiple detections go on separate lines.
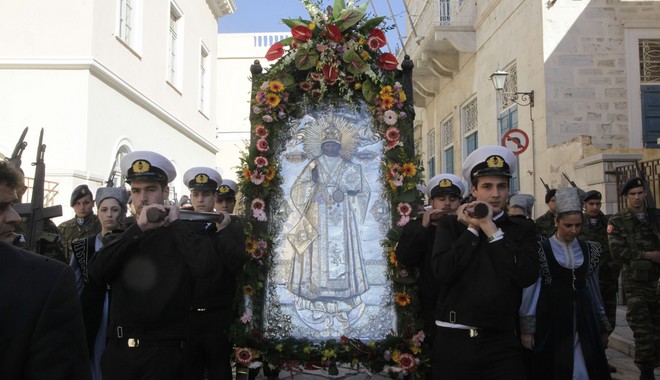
402, 0, 476, 104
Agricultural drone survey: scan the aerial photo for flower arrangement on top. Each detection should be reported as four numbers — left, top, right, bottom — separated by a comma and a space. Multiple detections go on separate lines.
233, 0, 428, 377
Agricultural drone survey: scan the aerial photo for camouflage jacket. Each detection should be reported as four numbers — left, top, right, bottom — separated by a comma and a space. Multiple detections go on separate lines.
608, 207, 660, 266
580, 211, 618, 273
58, 214, 101, 263
14, 218, 66, 263
535, 210, 555, 239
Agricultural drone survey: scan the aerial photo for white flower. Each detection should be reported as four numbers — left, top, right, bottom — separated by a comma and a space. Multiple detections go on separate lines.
383, 110, 398, 125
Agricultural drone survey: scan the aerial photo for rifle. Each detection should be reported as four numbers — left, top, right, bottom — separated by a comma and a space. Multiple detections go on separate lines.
562, 172, 577, 188
9, 127, 29, 170
634, 161, 660, 236
23, 129, 63, 253
539, 177, 550, 192
106, 154, 120, 187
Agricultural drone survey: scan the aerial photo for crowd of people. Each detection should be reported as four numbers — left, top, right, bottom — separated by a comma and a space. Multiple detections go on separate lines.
1, 144, 659, 380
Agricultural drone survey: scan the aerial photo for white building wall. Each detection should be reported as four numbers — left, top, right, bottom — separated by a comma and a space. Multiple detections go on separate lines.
0, 0, 233, 222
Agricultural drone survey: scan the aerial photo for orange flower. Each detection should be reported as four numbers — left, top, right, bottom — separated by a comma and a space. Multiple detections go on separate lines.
395, 292, 411, 307
380, 94, 394, 110
269, 80, 284, 93
389, 250, 398, 266
243, 167, 251, 180
401, 163, 417, 177
265, 166, 276, 181
266, 93, 281, 107
245, 238, 257, 255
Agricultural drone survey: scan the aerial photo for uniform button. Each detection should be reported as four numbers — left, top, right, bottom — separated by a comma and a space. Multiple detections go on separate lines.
472, 241, 477, 246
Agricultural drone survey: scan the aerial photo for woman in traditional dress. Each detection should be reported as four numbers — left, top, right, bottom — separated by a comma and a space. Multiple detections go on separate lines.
520, 187, 612, 380
70, 187, 127, 380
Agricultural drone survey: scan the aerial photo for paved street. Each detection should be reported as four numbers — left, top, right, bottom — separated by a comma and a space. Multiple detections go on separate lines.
607, 306, 660, 380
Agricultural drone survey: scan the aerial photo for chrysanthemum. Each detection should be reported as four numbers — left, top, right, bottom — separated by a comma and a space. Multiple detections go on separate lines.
265, 93, 281, 107
394, 292, 411, 307
235, 347, 254, 366
385, 127, 400, 142
398, 353, 416, 369
254, 156, 268, 168
269, 80, 284, 93
401, 163, 417, 177
256, 138, 269, 153
380, 94, 394, 109
383, 110, 398, 125
255, 124, 269, 138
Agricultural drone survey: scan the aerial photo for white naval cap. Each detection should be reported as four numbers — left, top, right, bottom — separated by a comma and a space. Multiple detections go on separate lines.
416, 184, 427, 198
120, 151, 177, 184
182, 167, 222, 191
427, 173, 466, 199
216, 179, 238, 199
554, 187, 583, 215
461, 145, 517, 183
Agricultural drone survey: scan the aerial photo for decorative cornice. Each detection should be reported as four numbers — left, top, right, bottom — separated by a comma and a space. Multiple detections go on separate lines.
0, 58, 219, 154
207, 0, 236, 19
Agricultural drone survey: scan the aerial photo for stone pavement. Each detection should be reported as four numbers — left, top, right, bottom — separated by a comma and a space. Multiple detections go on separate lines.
250, 305, 656, 379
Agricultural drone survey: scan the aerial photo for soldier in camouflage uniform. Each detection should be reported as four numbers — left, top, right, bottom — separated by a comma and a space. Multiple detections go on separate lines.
535, 188, 556, 238
608, 177, 660, 380
57, 185, 101, 262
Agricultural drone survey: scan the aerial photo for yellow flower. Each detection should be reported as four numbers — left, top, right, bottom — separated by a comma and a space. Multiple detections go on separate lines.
401, 163, 417, 177
360, 51, 370, 61
398, 90, 407, 102
266, 166, 276, 181
358, 37, 366, 45
276, 344, 284, 352
392, 349, 401, 362
269, 80, 284, 93
265, 93, 281, 107
243, 285, 254, 296
354, 83, 362, 90
303, 346, 312, 354
243, 167, 251, 180
369, 341, 377, 348
395, 292, 411, 307
309, 23, 316, 30
245, 238, 257, 255
411, 345, 421, 354
380, 86, 393, 96
322, 349, 337, 361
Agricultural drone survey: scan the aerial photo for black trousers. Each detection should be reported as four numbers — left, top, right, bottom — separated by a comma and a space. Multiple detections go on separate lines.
183, 309, 232, 380
101, 338, 184, 380
432, 326, 525, 380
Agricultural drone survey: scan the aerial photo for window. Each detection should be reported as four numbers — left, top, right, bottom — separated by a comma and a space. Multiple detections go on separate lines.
439, 0, 450, 25
640, 39, 660, 83
118, 0, 141, 53
199, 44, 210, 115
168, 2, 183, 88
427, 129, 436, 178
462, 97, 478, 156
498, 107, 520, 194
441, 116, 454, 174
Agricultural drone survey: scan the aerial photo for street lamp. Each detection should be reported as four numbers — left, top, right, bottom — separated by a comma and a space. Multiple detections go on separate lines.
489, 67, 534, 107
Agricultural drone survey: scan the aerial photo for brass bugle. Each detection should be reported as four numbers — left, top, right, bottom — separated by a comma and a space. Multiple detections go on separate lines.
146, 208, 224, 223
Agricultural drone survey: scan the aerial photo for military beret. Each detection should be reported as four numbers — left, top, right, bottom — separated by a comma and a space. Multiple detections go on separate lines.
216, 179, 238, 199
555, 187, 583, 215
183, 167, 222, 191
70, 184, 92, 207
461, 145, 516, 183
120, 151, 176, 184
427, 173, 465, 199
620, 177, 645, 196
583, 190, 602, 202
544, 189, 557, 204
95, 187, 128, 210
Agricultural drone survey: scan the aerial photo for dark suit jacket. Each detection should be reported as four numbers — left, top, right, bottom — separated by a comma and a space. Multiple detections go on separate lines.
0, 241, 90, 380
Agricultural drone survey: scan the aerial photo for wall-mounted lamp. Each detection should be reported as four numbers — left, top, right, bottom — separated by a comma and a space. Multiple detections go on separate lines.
489, 67, 535, 108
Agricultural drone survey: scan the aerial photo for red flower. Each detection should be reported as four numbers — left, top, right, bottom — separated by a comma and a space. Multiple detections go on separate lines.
291, 25, 313, 42
367, 36, 382, 51
310, 72, 324, 81
398, 353, 416, 369
385, 127, 401, 142
254, 156, 268, 168
325, 24, 342, 42
378, 53, 398, 70
235, 348, 254, 366
255, 124, 269, 138
299, 81, 314, 91
369, 28, 387, 48
256, 138, 269, 152
322, 65, 339, 84
265, 42, 285, 61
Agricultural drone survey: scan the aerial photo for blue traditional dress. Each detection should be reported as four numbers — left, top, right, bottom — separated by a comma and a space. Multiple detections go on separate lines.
520, 236, 612, 380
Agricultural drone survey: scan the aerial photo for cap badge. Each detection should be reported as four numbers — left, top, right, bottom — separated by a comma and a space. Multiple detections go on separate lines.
132, 160, 150, 174
218, 185, 230, 194
486, 155, 504, 169
195, 174, 209, 184
439, 179, 453, 188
